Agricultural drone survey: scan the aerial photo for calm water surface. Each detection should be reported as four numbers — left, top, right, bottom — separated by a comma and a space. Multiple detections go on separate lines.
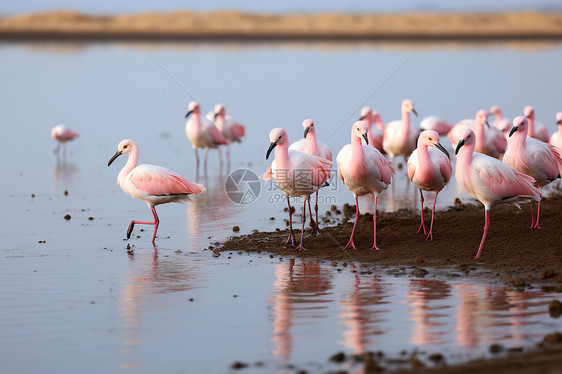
1, 41, 562, 373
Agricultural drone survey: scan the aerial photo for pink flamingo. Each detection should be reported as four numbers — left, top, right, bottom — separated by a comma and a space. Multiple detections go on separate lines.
383, 99, 419, 163
359, 107, 384, 153
108, 139, 205, 244
337, 121, 396, 250
185, 101, 228, 173
212, 103, 246, 161
420, 116, 452, 136
51, 124, 79, 155
407, 130, 452, 240
289, 119, 333, 235
524, 105, 549, 142
550, 112, 562, 151
448, 110, 506, 159
454, 128, 540, 259
263, 128, 332, 251
503, 116, 562, 229
489, 105, 512, 140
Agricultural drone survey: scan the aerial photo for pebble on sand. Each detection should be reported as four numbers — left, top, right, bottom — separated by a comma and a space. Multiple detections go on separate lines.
64, 214, 71, 220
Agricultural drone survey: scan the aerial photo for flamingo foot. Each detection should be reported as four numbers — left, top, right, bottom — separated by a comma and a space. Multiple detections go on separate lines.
416, 219, 427, 235
425, 231, 433, 241
310, 219, 318, 236
370, 244, 383, 251
285, 231, 295, 246
343, 238, 356, 250
295, 244, 307, 251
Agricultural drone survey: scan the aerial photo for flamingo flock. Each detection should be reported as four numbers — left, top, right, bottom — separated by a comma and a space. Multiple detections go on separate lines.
54, 98, 561, 258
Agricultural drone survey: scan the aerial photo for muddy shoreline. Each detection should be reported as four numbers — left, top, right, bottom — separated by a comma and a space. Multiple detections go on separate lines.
219, 193, 562, 285
2, 10, 562, 41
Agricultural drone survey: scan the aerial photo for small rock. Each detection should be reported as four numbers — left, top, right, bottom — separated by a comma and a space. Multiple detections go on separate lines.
31, 194, 35, 198
233, 226, 240, 232
64, 190, 68, 196
270, 217, 275, 220
427, 353, 444, 363
414, 257, 424, 264
88, 217, 94, 221
64, 214, 71, 220
543, 332, 562, 343
330, 205, 337, 211
412, 268, 428, 278
511, 277, 526, 288
38, 240, 46, 244
410, 357, 425, 369
329, 352, 346, 363
549, 300, 562, 318
541, 270, 558, 279
231, 362, 248, 370
363, 352, 382, 373
331, 261, 338, 267
175, 249, 182, 253
489, 343, 503, 353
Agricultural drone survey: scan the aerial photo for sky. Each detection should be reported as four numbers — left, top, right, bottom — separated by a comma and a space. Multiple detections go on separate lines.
2, 0, 562, 15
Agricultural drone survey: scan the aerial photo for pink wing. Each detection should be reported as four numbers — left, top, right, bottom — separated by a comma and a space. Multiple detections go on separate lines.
207, 125, 228, 145
130, 165, 205, 196
369, 147, 396, 184
261, 165, 273, 181
299, 153, 332, 187
406, 159, 416, 182
228, 123, 245, 141
492, 132, 507, 154
473, 155, 538, 198
438, 156, 453, 184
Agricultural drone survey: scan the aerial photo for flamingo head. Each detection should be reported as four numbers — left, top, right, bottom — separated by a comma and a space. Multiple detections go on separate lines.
266, 128, 289, 160
524, 105, 535, 120
489, 105, 501, 117
402, 99, 418, 117
302, 119, 315, 138
185, 101, 200, 118
352, 121, 370, 145
556, 112, 562, 126
509, 116, 529, 137
359, 107, 372, 122
455, 128, 476, 155
213, 103, 225, 119
475, 109, 490, 128
418, 130, 450, 159
108, 139, 137, 166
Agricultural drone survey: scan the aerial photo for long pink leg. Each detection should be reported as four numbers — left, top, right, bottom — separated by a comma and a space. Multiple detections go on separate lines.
417, 190, 426, 235
126, 207, 160, 244
344, 196, 360, 250
285, 196, 295, 246
426, 192, 438, 241
529, 201, 534, 228
474, 208, 490, 259
296, 198, 307, 251
307, 195, 318, 236
532, 189, 543, 229
314, 191, 320, 236
371, 195, 382, 250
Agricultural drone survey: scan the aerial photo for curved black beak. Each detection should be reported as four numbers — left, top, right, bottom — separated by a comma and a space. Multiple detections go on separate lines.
485, 120, 490, 128
266, 141, 277, 160
433, 142, 450, 159
108, 150, 122, 167
455, 139, 465, 155
214, 112, 219, 120
362, 133, 369, 145
359, 114, 367, 121
185, 110, 194, 119
304, 127, 311, 139
509, 126, 518, 137
411, 108, 418, 117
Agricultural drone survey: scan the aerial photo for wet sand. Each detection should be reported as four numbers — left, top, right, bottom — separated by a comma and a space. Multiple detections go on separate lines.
220, 193, 562, 283
1, 10, 562, 40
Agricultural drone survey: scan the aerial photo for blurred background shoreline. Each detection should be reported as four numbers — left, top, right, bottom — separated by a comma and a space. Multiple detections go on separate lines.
1, 10, 562, 41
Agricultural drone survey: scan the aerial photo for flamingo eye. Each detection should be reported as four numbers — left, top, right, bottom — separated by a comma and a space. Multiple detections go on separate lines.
123, 144, 128, 149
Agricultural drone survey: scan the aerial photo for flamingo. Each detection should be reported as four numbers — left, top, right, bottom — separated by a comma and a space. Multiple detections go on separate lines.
185, 101, 228, 174
489, 105, 512, 140
263, 128, 332, 251
108, 139, 205, 244
359, 107, 384, 153
289, 119, 333, 235
383, 99, 419, 163
503, 116, 562, 229
51, 124, 79, 155
407, 130, 452, 240
447, 110, 506, 159
420, 116, 452, 136
212, 103, 246, 162
550, 112, 562, 151
337, 121, 396, 250
524, 105, 549, 142
454, 128, 540, 259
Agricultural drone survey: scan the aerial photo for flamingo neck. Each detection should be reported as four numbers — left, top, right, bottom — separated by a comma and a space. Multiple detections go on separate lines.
305, 132, 319, 156
374, 117, 384, 130
274, 142, 291, 170
118, 149, 139, 185
215, 114, 225, 130
527, 116, 535, 137
455, 144, 474, 188
475, 120, 486, 148
351, 135, 365, 161
400, 110, 411, 139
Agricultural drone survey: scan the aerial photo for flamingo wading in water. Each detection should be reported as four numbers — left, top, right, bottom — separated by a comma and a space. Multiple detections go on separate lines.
407, 130, 452, 240
213, 103, 246, 163
51, 124, 79, 155
359, 107, 385, 153
454, 128, 540, 259
289, 119, 333, 235
503, 116, 562, 229
108, 139, 205, 244
263, 128, 332, 251
337, 121, 396, 250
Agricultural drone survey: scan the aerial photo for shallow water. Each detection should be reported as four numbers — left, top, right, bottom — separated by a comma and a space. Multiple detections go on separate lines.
1, 41, 562, 373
